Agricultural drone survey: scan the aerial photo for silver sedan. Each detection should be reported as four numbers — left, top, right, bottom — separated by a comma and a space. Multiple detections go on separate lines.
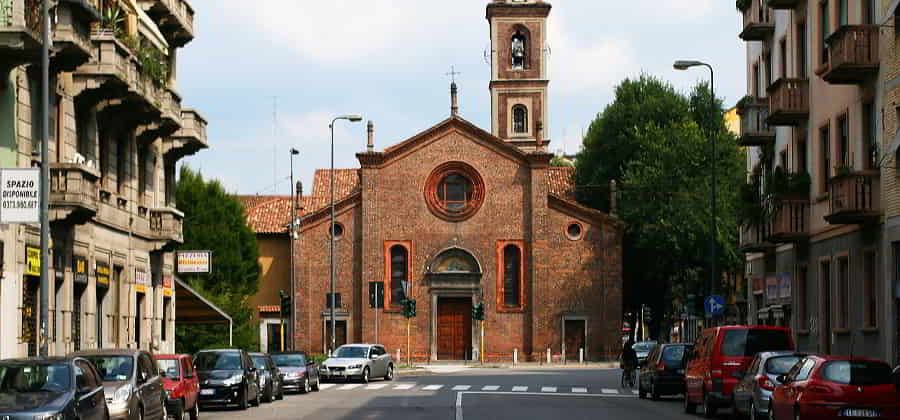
319, 344, 395, 383
732, 351, 806, 420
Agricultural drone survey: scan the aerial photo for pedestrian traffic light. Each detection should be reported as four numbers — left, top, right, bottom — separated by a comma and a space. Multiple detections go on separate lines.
279, 290, 291, 319
472, 302, 485, 321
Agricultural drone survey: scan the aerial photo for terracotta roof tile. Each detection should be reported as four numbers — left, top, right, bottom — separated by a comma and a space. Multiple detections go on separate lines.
240, 196, 293, 234
547, 166, 576, 199
312, 169, 359, 198
258, 305, 280, 314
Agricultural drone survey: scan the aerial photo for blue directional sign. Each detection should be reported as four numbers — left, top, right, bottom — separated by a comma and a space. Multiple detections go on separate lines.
704, 295, 726, 317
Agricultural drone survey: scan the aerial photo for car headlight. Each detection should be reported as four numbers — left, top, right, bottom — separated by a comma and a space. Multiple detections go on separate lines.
113, 384, 133, 402
222, 374, 243, 387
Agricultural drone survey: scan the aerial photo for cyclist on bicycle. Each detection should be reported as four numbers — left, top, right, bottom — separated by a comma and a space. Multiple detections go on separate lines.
620, 338, 638, 386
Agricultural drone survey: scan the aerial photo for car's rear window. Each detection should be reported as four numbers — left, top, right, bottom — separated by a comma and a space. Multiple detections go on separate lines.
661, 346, 687, 366
822, 361, 892, 386
272, 354, 306, 367
721, 329, 792, 357
764, 356, 801, 375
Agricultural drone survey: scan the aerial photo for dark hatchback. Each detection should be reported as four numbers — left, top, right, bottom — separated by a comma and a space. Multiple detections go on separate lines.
271, 352, 320, 394
0, 357, 108, 420
195, 349, 260, 410
249, 352, 283, 402
638, 343, 692, 400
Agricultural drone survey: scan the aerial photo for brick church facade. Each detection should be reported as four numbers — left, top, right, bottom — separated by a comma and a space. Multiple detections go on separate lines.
242, 0, 623, 361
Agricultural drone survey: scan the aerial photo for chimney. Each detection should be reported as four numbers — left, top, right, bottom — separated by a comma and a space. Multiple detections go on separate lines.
451, 82, 459, 116
366, 120, 375, 152
536, 121, 545, 151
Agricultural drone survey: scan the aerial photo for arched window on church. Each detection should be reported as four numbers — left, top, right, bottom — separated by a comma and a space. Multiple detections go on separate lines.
389, 244, 409, 306
512, 105, 528, 134
502, 244, 522, 307
511, 31, 527, 70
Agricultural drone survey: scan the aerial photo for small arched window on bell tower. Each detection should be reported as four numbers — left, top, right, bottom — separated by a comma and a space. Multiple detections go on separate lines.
512, 105, 528, 134
511, 31, 527, 70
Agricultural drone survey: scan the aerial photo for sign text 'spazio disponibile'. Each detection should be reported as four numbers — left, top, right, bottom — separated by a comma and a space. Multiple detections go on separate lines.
0, 169, 40, 223
3, 179, 38, 209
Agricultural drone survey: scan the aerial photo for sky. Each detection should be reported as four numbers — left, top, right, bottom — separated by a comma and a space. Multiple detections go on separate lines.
176, 0, 745, 195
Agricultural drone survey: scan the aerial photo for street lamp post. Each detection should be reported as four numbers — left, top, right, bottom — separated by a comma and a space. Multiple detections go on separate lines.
673, 60, 717, 322
289, 148, 299, 351
329, 115, 362, 354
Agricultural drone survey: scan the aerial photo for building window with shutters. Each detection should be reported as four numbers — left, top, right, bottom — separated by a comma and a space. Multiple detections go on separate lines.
384, 241, 412, 309
496, 240, 525, 312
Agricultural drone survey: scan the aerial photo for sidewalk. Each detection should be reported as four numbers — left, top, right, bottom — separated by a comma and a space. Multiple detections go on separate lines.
396, 361, 620, 375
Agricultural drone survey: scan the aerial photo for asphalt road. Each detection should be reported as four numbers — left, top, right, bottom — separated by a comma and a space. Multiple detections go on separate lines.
201, 367, 722, 420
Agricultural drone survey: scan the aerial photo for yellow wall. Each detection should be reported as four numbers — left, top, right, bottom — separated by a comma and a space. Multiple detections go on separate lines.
248, 235, 291, 322
725, 107, 740, 136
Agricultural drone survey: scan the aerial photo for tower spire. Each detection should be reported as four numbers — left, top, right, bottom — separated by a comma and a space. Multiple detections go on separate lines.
446, 66, 461, 116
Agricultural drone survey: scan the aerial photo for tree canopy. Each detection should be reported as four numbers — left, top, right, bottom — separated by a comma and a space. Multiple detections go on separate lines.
174, 166, 261, 353
575, 75, 745, 338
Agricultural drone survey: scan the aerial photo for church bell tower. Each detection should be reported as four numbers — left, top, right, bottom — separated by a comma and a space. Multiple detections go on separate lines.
487, 0, 551, 152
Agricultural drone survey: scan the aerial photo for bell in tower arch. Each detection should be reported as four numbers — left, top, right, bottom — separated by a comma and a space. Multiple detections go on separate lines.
511, 31, 527, 70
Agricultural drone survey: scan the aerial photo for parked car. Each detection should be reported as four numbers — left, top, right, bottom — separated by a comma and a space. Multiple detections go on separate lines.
73, 349, 167, 420
637, 343, 692, 400
731, 351, 806, 420
683, 325, 793, 418
319, 344, 394, 383
156, 354, 199, 420
633, 341, 658, 365
271, 351, 320, 394
249, 352, 284, 402
0, 356, 109, 420
770, 355, 900, 420
194, 349, 260, 410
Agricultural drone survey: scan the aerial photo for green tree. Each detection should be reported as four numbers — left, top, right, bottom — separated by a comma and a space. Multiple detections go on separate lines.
174, 166, 261, 353
575, 75, 745, 338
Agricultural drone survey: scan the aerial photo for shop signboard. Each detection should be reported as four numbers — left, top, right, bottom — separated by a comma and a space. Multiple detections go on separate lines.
176, 251, 211, 274
25, 246, 40, 277
73, 256, 88, 285
134, 269, 150, 294
95, 263, 110, 289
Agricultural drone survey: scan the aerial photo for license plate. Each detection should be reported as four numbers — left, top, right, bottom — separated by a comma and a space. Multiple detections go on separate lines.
200, 389, 214, 396
841, 408, 880, 417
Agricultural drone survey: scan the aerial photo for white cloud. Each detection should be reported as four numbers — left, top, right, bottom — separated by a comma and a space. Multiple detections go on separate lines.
548, 16, 639, 96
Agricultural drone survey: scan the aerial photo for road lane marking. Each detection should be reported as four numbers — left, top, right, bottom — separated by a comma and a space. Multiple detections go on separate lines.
452, 385, 471, 391
572, 387, 588, 393
338, 383, 362, 390
393, 383, 415, 390
632, 390, 639, 395
541, 386, 557, 393
601, 388, 619, 394
318, 383, 336, 390
511, 386, 528, 392
481, 385, 500, 391
366, 384, 388, 390
422, 384, 444, 391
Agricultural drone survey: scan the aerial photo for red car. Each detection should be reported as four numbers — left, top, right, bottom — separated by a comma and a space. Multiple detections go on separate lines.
684, 325, 794, 417
157, 354, 200, 420
770, 355, 900, 420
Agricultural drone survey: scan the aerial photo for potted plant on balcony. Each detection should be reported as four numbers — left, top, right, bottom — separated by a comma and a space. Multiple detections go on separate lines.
766, 166, 811, 201
833, 164, 854, 179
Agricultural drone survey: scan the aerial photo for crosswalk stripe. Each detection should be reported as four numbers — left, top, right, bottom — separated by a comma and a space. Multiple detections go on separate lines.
422, 385, 444, 391
393, 384, 415, 390
511, 386, 528, 392
601, 388, 619, 394
366, 384, 388, 390
482, 385, 500, 391
541, 387, 557, 393
338, 384, 362, 390
632, 390, 639, 395
572, 387, 588, 393
318, 383, 336, 390
452, 385, 471, 391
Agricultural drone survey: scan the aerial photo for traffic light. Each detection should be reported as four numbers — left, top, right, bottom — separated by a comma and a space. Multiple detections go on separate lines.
472, 302, 485, 321
643, 306, 653, 323
279, 290, 291, 319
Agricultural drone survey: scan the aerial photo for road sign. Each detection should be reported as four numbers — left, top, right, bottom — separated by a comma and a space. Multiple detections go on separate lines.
705, 295, 725, 317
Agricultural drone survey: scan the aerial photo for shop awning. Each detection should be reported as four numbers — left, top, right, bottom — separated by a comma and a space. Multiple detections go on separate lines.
174, 277, 233, 345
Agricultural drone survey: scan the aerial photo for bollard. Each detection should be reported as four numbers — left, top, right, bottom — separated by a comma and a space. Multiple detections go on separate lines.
546, 348, 551, 364
579, 348, 584, 364
513, 348, 518, 365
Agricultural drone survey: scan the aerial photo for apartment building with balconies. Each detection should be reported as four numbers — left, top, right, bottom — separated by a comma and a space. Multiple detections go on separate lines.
0, 0, 207, 358
738, 0, 889, 361
880, 0, 899, 364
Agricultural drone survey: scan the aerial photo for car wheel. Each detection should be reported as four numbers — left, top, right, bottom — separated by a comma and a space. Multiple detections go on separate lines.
189, 401, 199, 420
301, 377, 310, 394
169, 399, 184, 420
384, 364, 394, 381
312, 375, 320, 391
684, 391, 697, 414
703, 391, 717, 418
239, 386, 249, 410
265, 383, 274, 403
650, 381, 660, 401
361, 367, 370, 384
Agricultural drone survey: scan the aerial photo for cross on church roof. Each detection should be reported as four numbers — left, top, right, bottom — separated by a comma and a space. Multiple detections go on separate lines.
445, 66, 461, 84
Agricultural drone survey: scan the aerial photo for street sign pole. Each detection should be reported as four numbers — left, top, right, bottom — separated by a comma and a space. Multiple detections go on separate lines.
374, 282, 379, 344
38, 0, 51, 358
